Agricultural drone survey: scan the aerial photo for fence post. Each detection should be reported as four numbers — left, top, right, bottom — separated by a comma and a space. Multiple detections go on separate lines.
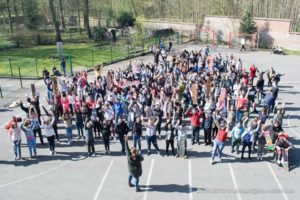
176, 32, 179, 45
69, 55, 73, 76
110, 42, 113, 63
0, 86, 3, 98
92, 50, 95, 67
9, 57, 13, 77
35, 58, 38, 79
18, 66, 23, 88
69, 29, 72, 40
127, 44, 129, 58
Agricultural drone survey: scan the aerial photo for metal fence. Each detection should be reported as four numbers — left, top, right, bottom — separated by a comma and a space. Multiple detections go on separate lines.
0, 31, 195, 79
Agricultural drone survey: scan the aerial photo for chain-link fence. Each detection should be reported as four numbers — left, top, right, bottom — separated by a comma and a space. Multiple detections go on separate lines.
0, 31, 194, 79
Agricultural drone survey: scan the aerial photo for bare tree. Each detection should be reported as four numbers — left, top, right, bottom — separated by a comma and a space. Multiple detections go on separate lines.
83, 0, 92, 39
59, 0, 66, 29
48, 0, 62, 42
5, 0, 13, 33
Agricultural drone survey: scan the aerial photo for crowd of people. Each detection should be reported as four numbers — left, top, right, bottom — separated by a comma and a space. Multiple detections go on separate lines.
4, 45, 292, 172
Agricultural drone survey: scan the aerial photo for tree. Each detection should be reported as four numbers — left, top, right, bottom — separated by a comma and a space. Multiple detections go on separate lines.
58, 0, 66, 29
83, 0, 92, 39
48, 0, 62, 42
116, 11, 135, 28
5, 0, 13, 33
239, 7, 257, 34
23, 0, 40, 30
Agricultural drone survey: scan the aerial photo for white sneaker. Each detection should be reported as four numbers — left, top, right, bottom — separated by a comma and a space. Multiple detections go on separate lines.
49, 151, 53, 155
210, 159, 214, 164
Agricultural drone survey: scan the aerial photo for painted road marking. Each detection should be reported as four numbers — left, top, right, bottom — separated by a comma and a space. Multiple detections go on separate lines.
93, 160, 115, 200
188, 159, 193, 200
143, 158, 155, 200
267, 162, 289, 200
228, 163, 242, 200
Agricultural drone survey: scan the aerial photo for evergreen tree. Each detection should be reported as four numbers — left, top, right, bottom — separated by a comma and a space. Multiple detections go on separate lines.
239, 8, 257, 34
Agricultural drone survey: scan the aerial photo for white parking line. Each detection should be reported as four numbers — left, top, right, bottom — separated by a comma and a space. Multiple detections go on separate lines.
93, 160, 114, 200
143, 158, 155, 200
267, 162, 289, 200
188, 160, 193, 200
228, 163, 242, 200
0, 161, 70, 188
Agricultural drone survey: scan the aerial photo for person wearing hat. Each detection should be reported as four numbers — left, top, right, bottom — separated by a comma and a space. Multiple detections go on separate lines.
125, 135, 144, 192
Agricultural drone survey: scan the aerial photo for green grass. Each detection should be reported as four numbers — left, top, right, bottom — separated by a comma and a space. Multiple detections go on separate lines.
0, 42, 139, 78
0, 32, 177, 78
284, 49, 300, 56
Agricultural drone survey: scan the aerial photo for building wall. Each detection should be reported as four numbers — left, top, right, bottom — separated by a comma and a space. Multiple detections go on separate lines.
204, 16, 300, 50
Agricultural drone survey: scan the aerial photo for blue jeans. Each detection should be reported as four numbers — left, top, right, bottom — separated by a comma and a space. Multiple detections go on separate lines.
236, 110, 243, 122
211, 140, 225, 161
27, 138, 36, 157
133, 134, 141, 151
47, 90, 53, 101
128, 175, 139, 190
146, 135, 160, 152
13, 140, 21, 157
192, 126, 200, 144
66, 127, 73, 142
61, 66, 66, 76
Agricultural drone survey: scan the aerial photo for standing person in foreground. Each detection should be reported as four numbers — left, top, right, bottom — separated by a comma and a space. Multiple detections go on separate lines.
210, 114, 229, 164
125, 135, 144, 192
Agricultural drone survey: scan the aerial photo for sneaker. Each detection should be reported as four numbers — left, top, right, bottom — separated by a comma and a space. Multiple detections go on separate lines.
29, 156, 33, 159
147, 151, 151, 156
210, 159, 214, 164
92, 153, 96, 157
49, 151, 53, 155
219, 157, 222, 162
176, 154, 179, 158
52, 151, 56, 155
138, 150, 142, 154
157, 151, 161, 156
129, 183, 134, 187
136, 187, 141, 192
14, 156, 17, 160
105, 151, 108, 155
184, 155, 188, 159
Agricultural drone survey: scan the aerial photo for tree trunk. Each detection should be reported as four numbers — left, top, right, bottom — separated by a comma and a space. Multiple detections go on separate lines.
59, 0, 66, 29
77, 8, 82, 34
48, 0, 62, 42
129, 0, 137, 17
12, 0, 19, 31
6, 0, 13, 33
83, 0, 92, 39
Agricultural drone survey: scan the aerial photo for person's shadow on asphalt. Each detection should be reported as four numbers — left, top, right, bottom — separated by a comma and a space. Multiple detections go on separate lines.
139, 184, 198, 193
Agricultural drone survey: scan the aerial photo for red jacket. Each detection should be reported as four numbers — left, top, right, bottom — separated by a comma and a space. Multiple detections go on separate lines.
216, 130, 227, 142
186, 109, 202, 126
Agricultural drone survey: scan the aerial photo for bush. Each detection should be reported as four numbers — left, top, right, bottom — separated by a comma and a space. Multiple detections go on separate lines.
116, 11, 135, 27
92, 27, 109, 42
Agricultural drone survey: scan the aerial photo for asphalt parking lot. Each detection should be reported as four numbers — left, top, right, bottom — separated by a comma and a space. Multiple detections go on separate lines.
0, 44, 299, 200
